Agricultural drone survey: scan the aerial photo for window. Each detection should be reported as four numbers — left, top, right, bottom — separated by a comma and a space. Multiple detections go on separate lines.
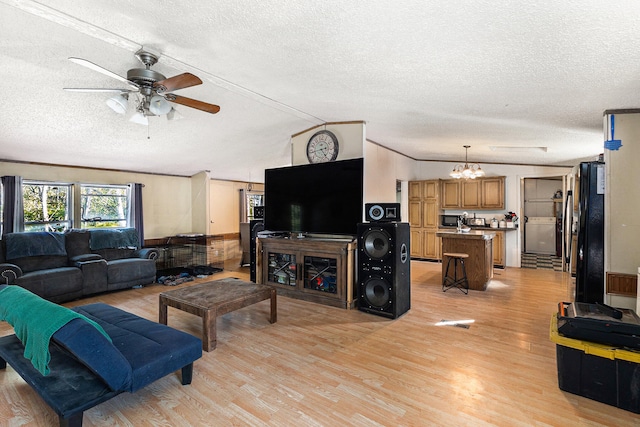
22, 181, 72, 232
80, 184, 129, 228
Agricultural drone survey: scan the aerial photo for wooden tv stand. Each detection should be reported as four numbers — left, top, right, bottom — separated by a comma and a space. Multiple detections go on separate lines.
256, 237, 357, 309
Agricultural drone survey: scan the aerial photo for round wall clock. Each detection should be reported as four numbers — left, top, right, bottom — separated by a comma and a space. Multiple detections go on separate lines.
306, 130, 339, 163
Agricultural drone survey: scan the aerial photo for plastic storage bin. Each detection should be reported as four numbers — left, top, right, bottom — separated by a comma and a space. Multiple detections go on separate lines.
550, 315, 640, 413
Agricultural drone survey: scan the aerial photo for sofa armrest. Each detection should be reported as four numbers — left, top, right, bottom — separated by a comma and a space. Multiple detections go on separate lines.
75, 258, 108, 295
70, 254, 103, 264
134, 248, 159, 260
0, 263, 22, 284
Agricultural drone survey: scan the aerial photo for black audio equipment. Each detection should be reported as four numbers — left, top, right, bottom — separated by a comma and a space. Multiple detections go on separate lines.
253, 206, 264, 220
357, 222, 410, 319
249, 220, 264, 282
365, 203, 401, 222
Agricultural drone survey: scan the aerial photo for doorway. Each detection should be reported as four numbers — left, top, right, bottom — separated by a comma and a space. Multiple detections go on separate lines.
522, 177, 563, 270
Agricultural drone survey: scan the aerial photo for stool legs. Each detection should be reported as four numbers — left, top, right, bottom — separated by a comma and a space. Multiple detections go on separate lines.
442, 256, 469, 294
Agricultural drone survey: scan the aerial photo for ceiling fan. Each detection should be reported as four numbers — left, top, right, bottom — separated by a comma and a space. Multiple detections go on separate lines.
64, 49, 220, 121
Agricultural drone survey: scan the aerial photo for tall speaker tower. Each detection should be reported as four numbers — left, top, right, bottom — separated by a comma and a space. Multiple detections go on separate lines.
357, 222, 410, 319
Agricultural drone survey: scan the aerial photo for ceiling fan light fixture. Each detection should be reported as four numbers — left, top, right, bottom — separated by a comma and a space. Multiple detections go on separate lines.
106, 94, 128, 115
149, 95, 172, 115
129, 111, 148, 126
167, 107, 183, 121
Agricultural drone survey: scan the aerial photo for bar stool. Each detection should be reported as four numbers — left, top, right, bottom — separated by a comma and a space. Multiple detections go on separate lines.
442, 252, 469, 294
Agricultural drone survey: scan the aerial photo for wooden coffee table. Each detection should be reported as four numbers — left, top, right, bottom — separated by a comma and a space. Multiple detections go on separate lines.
159, 277, 276, 351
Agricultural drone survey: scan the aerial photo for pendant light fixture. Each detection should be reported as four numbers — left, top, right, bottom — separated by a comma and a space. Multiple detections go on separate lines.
449, 145, 485, 179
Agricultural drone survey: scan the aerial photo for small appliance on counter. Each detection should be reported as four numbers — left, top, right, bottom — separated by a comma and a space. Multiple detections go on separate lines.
441, 214, 460, 227
466, 213, 486, 226
467, 217, 486, 226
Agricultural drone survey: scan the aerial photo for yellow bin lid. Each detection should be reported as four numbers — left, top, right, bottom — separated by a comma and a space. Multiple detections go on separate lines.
549, 314, 640, 363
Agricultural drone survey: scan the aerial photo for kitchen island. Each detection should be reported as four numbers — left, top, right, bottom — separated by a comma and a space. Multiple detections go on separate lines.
436, 230, 496, 291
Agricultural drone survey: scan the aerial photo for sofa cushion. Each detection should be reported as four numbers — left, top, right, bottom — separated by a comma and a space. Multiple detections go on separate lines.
52, 318, 132, 391
4, 232, 66, 260
94, 247, 137, 261
64, 229, 91, 259
72, 303, 202, 392
107, 258, 156, 284
18, 267, 83, 300
89, 228, 139, 251
10, 255, 69, 274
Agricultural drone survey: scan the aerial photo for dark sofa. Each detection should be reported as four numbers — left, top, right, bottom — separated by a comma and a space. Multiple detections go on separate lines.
0, 228, 159, 303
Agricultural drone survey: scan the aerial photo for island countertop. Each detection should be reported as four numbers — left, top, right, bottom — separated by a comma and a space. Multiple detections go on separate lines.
436, 230, 496, 240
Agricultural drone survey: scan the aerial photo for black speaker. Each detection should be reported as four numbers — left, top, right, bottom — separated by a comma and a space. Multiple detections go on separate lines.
357, 222, 410, 319
249, 220, 264, 282
254, 206, 264, 219
365, 203, 401, 222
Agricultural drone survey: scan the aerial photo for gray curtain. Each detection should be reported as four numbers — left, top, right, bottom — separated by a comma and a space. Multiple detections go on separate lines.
127, 183, 144, 247
2, 176, 23, 235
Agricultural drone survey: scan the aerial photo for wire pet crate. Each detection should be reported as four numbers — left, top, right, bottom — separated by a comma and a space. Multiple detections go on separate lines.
157, 234, 224, 276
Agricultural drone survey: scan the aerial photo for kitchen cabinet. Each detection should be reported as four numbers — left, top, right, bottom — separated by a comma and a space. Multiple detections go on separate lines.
410, 229, 423, 257
441, 180, 461, 209
409, 200, 422, 228
409, 181, 422, 200
492, 230, 505, 268
409, 229, 441, 259
408, 179, 442, 260
422, 198, 439, 228
461, 180, 481, 208
481, 177, 505, 209
257, 237, 356, 308
422, 180, 439, 199
441, 177, 505, 210
423, 229, 441, 259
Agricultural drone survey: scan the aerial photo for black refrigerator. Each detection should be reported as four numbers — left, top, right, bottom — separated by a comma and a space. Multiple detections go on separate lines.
575, 161, 605, 303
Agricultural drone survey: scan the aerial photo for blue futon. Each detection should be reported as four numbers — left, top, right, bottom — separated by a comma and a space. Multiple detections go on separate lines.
0, 285, 202, 427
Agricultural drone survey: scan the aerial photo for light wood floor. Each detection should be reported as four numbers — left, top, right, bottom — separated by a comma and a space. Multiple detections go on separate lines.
1, 262, 638, 426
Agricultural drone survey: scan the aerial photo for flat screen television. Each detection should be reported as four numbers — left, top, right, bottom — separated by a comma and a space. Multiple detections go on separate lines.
264, 158, 363, 236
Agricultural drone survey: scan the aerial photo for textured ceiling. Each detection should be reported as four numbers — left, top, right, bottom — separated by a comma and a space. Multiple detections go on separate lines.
1, 0, 639, 180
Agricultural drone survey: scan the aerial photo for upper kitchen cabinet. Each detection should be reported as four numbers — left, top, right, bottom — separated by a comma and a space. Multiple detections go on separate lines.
480, 177, 505, 209
441, 180, 461, 209
441, 177, 505, 210
422, 180, 439, 200
409, 181, 422, 200
461, 180, 481, 209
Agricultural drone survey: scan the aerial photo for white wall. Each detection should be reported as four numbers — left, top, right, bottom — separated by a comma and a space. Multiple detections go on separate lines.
0, 160, 193, 239
363, 140, 416, 221
208, 180, 264, 234
191, 171, 210, 234
604, 111, 640, 309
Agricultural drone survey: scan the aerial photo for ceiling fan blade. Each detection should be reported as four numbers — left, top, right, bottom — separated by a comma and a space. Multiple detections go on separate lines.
165, 94, 220, 114
154, 73, 202, 93
68, 57, 138, 90
63, 87, 136, 93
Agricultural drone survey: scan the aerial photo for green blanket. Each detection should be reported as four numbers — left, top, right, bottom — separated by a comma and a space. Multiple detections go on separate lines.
0, 286, 111, 375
